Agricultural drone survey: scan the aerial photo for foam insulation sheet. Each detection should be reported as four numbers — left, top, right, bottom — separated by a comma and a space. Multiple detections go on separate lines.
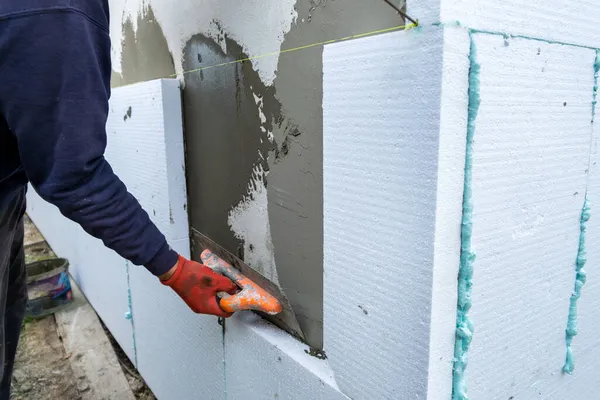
323, 28, 444, 400
465, 33, 599, 399
28, 79, 224, 399
27, 194, 136, 361
427, 27, 471, 399
224, 312, 347, 400
106, 80, 223, 400
550, 91, 600, 398
442, 0, 600, 49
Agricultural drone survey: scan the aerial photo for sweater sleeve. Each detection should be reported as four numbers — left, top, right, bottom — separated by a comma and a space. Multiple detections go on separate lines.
0, 10, 178, 276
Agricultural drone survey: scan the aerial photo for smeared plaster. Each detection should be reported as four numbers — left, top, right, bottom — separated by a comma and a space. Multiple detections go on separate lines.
227, 164, 280, 285
252, 90, 274, 142
265, 0, 403, 349
112, 7, 175, 87
109, 0, 298, 85
112, 0, 408, 351
180, 32, 277, 265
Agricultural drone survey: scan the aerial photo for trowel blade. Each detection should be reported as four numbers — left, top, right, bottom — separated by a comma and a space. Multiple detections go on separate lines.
191, 229, 305, 342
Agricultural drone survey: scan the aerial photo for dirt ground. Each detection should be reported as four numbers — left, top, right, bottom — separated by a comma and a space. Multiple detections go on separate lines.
11, 215, 156, 399
11, 316, 81, 399
12, 216, 78, 399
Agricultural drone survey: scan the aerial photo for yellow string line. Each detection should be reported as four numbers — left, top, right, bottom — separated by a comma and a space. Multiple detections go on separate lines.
167, 22, 417, 78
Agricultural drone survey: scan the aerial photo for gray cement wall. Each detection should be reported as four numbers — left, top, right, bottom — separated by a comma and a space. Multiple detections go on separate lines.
110, 0, 405, 349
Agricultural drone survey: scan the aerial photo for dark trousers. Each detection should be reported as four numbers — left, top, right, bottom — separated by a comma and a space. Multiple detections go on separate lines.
0, 187, 28, 399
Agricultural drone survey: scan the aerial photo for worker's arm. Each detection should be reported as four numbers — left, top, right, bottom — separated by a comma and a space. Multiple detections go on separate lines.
0, 7, 236, 315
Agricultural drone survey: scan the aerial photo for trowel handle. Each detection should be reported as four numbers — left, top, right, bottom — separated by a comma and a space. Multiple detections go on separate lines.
200, 250, 282, 315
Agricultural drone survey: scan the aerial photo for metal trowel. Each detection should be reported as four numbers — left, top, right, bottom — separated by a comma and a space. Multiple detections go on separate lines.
193, 230, 305, 342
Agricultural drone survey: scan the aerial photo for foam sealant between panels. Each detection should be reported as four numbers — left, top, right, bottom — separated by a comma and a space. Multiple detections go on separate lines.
451, 30, 480, 400
125, 260, 138, 367
563, 200, 591, 374
562, 49, 599, 375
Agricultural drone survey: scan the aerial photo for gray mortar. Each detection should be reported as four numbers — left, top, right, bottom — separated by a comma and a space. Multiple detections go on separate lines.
181, 30, 278, 264
112, 7, 175, 87
112, 0, 404, 349
265, 0, 402, 348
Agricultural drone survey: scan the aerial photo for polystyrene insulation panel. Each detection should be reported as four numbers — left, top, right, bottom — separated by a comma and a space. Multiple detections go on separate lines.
28, 79, 225, 399
224, 312, 348, 400
442, 0, 600, 50
466, 33, 600, 399
323, 28, 444, 400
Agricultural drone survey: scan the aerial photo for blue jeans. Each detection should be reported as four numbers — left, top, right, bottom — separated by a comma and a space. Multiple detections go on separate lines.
0, 187, 28, 399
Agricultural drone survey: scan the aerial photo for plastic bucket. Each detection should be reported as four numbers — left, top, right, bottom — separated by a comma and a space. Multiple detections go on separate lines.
25, 258, 73, 318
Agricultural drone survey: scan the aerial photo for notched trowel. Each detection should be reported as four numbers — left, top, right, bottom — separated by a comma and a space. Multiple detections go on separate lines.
194, 230, 305, 342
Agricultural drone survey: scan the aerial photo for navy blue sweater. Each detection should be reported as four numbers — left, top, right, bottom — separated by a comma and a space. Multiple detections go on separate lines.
0, 0, 178, 276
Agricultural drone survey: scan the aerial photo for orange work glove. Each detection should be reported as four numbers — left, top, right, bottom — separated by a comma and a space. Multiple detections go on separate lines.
161, 255, 238, 317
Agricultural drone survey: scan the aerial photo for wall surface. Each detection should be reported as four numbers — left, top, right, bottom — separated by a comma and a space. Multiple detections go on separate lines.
26, 0, 600, 399
107, 0, 407, 348
29, 27, 456, 400
323, 26, 447, 400
26, 79, 231, 400
408, 0, 600, 398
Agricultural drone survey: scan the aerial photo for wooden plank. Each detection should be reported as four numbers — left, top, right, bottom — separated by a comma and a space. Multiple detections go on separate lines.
55, 278, 135, 400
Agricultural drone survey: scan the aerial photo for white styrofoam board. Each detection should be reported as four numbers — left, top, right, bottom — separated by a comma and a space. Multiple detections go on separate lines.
410, 0, 600, 48
323, 27, 445, 400
28, 75, 357, 400
427, 27, 471, 400
224, 312, 348, 400
104, 80, 188, 244
104, 79, 224, 400
128, 265, 226, 400
441, 0, 600, 49
465, 33, 597, 399
407, 0, 441, 26
27, 192, 136, 362
541, 59, 600, 400
28, 79, 225, 399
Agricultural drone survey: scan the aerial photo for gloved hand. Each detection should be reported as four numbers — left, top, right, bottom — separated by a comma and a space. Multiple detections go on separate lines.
160, 255, 238, 317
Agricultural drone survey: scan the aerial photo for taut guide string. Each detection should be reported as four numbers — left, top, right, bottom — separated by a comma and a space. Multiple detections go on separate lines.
155, 1, 419, 80
166, 25, 418, 79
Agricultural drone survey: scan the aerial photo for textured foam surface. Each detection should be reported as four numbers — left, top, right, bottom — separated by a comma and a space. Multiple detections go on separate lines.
466, 34, 598, 399
427, 27, 471, 399
556, 87, 600, 399
28, 79, 224, 399
27, 187, 136, 362
28, 76, 356, 400
106, 80, 224, 400
225, 312, 347, 400
442, 0, 600, 49
323, 28, 444, 400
